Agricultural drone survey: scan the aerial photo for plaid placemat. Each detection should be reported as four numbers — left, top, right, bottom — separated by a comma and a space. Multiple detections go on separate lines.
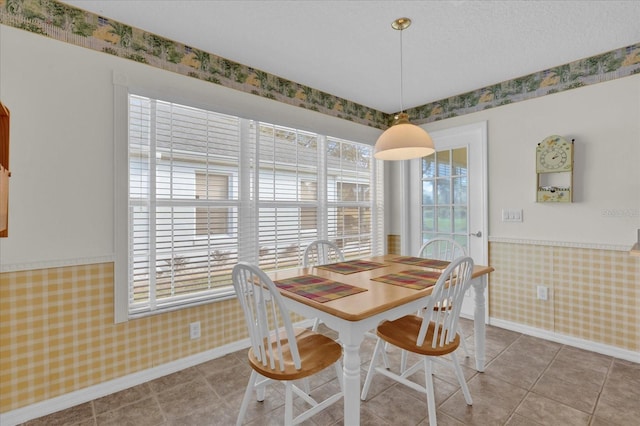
274, 275, 367, 303
390, 256, 451, 269
316, 259, 387, 274
372, 269, 442, 290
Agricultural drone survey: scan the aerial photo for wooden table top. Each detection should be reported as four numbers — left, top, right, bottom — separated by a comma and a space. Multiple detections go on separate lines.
269, 254, 494, 322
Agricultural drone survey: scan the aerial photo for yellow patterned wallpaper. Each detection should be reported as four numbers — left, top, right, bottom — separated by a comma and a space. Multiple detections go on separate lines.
489, 242, 639, 352
387, 234, 401, 255
1, 242, 638, 413
0, 263, 248, 412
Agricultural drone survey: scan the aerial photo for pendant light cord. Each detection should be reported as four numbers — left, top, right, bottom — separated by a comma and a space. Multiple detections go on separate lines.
399, 27, 404, 114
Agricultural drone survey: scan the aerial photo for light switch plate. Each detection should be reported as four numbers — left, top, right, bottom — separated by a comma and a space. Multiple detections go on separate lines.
501, 209, 523, 222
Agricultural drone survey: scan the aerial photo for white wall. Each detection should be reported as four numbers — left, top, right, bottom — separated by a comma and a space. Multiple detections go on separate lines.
0, 25, 382, 269
416, 74, 640, 247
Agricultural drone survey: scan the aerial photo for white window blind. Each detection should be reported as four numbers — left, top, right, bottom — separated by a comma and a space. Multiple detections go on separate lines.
128, 95, 241, 315
124, 93, 383, 318
256, 123, 319, 270
327, 137, 379, 258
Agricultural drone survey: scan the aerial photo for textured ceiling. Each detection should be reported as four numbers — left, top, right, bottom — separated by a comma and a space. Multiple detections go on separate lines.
60, 1, 640, 114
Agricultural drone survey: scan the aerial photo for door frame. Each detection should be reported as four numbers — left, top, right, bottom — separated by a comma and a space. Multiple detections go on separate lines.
403, 121, 488, 262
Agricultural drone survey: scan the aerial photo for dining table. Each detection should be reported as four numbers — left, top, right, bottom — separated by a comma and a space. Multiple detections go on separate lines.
268, 253, 494, 426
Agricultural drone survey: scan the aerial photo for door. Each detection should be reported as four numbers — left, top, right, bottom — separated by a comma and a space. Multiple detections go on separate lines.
405, 121, 488, 318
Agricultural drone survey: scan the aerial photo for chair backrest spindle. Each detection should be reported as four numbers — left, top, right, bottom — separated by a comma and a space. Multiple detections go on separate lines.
416, 256, 474, 349
232, 262, 302, 372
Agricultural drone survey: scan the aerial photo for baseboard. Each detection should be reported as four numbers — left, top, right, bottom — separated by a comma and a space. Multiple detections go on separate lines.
1, 318, 314, 426
489, 317, 640, 363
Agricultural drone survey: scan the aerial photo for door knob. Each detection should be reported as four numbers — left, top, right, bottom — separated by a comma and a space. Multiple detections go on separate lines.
469, 231, 482, 237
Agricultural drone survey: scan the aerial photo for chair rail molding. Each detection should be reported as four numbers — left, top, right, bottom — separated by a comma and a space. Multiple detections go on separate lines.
488, 236, 631, 252
0, 255, 116, 273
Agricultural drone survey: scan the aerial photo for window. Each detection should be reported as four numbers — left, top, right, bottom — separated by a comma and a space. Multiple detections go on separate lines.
127, 95, 241, 316
421, 148, 468, 248
118, 93, 383, 320
256, 124, 319, 269
328, 140, 376, 258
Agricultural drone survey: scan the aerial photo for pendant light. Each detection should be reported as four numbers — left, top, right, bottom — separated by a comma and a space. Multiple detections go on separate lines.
374, 18, 435, 161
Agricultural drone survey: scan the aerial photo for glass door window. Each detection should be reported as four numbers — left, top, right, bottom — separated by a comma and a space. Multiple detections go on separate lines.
421, 147, 468, 251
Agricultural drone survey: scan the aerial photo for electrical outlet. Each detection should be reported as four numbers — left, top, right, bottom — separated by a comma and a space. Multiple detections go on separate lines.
189, 321, 201, 340
536, 286, 548, 301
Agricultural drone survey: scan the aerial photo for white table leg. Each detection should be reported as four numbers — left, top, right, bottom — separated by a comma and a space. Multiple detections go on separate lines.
339, 330, 364, 425
472, 276, 487, 372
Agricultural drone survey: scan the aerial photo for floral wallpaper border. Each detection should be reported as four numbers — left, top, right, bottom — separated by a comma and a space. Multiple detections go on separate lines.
409, 43, 640, 125
1, 0, 639, 129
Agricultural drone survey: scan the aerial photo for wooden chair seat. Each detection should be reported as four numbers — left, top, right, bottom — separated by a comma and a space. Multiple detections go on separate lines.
249, 328, 342, 381
377, 316, 460, 357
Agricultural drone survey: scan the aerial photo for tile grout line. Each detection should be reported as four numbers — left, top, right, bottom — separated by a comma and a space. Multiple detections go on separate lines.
508, 343, 612, 425
526, 340, 563, 391
587, 356, 615, 426
496, 333, 556, 426
91, 400, 97, 425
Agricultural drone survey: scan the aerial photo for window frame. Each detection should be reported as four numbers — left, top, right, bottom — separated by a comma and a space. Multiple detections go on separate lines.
114, 85, 384, 323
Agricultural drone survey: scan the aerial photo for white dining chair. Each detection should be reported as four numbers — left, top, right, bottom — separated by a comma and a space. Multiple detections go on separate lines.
361, 256, 475, 426
302, 240, 344, 331
232, 262, 344, 426
416, 238, 471, 358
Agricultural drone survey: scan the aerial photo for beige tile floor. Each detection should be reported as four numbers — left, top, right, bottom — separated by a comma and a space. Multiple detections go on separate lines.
22, 319, 640, 425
